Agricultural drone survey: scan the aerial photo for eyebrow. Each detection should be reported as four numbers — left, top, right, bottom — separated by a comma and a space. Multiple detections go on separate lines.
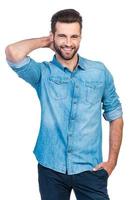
57, 34, 80, 38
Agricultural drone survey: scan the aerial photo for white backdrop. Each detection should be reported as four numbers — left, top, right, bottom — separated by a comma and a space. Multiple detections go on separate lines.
0, 0, 133, 199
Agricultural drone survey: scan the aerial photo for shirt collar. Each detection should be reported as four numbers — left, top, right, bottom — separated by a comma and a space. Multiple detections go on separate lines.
50, 54, 86, 71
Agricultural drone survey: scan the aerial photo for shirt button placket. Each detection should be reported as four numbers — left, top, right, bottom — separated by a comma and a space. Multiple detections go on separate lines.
66, 81, 79, 174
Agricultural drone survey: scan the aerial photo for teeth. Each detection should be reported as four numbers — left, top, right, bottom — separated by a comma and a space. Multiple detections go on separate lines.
63, 48, 72, 51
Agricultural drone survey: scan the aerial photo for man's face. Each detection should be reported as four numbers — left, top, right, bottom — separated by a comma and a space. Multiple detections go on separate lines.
52, 22, 81, 60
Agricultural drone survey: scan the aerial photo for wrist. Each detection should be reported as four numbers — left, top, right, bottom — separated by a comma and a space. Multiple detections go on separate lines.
40, 36, 51, 48
108, 159, 117, 168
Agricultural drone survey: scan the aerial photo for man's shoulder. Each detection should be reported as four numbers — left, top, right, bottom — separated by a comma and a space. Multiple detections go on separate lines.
80, 56, 107, 71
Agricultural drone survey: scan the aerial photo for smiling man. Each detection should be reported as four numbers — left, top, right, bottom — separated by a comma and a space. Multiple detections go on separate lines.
5, 9, 123, 200
52, 22, 81, 63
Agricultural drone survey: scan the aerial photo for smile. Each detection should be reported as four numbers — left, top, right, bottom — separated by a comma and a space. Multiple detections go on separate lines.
62, 47, 73, 52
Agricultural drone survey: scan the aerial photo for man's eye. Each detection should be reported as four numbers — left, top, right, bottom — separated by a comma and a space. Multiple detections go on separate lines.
72, 35, 80, 39
59, 35, 65, 38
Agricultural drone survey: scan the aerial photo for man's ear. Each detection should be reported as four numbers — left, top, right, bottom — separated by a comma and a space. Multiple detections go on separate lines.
79, 34, 82, 40
49, 31, 54, 41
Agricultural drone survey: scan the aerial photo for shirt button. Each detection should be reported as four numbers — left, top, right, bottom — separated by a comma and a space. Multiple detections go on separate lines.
71, 117, 75, 120
73, 101, 77, 104
68, 133, 72, 137
68, 148, 72, 153
76, 85, 79, 88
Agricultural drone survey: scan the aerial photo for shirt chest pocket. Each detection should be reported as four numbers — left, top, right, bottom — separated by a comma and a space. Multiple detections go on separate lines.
48, 76, 69, 100
84, 81, 104, 105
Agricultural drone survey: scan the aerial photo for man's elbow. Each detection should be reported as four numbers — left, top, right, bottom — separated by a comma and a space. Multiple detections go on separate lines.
5, 45, 22, 63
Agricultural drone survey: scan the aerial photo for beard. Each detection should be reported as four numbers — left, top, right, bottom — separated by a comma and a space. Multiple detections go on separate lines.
53, 41, 79, 60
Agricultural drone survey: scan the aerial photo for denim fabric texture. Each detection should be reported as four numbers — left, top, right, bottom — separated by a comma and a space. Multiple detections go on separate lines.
7, 55, 123, 175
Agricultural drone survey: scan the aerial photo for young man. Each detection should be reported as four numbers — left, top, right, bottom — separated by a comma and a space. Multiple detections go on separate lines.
5, 9, 123, 200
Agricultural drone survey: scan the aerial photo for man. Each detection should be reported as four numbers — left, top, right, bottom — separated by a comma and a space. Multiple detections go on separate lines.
5, 9, 123, 200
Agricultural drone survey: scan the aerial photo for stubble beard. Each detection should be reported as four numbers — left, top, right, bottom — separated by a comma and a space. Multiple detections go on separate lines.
53, 41, 79, 60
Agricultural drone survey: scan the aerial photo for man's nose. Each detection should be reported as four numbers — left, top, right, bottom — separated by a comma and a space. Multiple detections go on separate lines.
65, 38, 72, 46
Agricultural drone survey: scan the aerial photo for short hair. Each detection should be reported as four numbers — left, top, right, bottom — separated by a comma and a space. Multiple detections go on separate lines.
51, 9, 82, 33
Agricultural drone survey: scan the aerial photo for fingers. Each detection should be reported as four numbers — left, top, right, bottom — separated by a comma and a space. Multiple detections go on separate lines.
93, 163, 104, 171
92, 162, 114, 176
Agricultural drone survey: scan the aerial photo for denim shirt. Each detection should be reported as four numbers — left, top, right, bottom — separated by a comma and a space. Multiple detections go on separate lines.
7, 55, 123, 175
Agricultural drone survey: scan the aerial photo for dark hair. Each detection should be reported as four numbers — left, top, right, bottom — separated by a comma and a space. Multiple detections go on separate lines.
51, 9, 82, 33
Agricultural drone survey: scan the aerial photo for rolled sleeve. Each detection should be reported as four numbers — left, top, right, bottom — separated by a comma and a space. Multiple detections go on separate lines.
6, 56, 41, 88
103, 105, 123, 121
102, 68, 123, 122
7, 56, 31, 68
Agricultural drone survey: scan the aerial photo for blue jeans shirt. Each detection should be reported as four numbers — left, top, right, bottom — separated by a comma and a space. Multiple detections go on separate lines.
7, 55, 123, 175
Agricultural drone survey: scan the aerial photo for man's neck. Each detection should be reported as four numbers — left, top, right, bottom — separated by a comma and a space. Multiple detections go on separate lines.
56, 54, 78, 72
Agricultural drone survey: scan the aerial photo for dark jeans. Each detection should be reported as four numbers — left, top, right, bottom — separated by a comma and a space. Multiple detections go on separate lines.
38, 163, 110, 200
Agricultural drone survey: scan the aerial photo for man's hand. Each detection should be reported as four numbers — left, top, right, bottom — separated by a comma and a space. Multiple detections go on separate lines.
93, 161, 116, 176
42, 35, 55, 51
93, 118, 123, 177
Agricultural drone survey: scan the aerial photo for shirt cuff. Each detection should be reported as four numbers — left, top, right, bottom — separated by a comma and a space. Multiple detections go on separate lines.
103, 106, 123, 121
7, 56, 30, 68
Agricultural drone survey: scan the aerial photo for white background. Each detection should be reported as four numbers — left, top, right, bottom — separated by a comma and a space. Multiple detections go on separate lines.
0, 0, 133, 199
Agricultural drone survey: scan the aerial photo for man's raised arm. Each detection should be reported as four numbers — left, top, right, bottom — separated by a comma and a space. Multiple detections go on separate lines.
5, 36, 53, 63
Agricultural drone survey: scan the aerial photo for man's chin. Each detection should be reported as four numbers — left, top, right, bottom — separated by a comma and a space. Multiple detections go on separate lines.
62, 54, 73, 60
54, 47, 78, 60
62, 56, 75, 60
60, 52, 77, 60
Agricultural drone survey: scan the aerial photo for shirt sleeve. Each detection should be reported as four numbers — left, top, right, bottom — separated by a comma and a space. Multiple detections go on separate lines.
6, 57, 41, 88
6, 56, 31, 68
102, 68, 123, 121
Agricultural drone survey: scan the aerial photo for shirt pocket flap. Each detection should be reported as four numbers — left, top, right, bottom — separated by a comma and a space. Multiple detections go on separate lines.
49, 76, 70, 84
85, 81, 103, 89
